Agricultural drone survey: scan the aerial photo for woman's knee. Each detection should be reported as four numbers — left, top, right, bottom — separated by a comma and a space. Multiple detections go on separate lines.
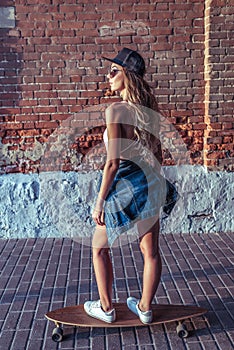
139, 234, 160, 260
140, 243, 160, 260
92, 247, 109, 260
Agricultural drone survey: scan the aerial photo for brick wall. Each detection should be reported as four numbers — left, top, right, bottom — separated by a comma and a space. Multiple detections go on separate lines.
204, 0, 234, 170
0, 0, 233, 174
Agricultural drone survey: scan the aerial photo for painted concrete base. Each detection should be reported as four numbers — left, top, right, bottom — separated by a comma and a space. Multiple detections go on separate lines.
0, 166, 233, 240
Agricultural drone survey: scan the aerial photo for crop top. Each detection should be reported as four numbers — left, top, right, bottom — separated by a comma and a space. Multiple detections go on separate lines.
103, 128, 139, 159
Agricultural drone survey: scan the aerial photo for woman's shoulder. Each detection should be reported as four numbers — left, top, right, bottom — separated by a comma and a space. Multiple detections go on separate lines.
105, 101, 132, 123
106, 101, 130, 112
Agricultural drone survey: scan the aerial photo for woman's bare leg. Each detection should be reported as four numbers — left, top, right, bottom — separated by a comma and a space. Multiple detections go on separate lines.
92, 225, 113, 312
137, 218, 161, 312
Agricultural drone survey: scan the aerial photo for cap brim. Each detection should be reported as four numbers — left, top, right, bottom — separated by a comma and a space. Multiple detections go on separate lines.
102, 56, 125, 67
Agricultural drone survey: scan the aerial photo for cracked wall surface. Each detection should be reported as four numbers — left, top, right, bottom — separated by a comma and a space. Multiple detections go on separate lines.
0, 166, 233, 239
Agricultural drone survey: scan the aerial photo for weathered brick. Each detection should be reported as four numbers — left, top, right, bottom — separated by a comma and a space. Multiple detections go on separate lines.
0, 0, 233, 172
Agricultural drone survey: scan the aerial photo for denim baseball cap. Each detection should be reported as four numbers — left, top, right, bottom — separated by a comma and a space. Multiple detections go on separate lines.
102, 47, 146, 77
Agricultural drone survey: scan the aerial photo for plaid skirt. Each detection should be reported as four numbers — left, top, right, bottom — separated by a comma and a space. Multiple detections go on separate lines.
98, 158, 167, 246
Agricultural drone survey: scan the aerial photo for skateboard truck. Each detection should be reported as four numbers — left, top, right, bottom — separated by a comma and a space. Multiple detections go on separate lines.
176, 321, 189, 338
52, 322, 63, 343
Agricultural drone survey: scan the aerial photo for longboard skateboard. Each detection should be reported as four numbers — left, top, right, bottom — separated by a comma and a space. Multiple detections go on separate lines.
45, 303, 207, 343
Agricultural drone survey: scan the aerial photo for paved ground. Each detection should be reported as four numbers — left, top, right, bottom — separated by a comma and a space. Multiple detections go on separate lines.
0, 233, 233, 350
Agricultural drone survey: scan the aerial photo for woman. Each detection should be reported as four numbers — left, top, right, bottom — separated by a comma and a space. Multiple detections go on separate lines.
84, 48, 167, 324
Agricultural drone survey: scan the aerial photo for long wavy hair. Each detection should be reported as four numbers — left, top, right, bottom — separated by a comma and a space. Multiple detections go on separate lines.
122, 68, 161, 162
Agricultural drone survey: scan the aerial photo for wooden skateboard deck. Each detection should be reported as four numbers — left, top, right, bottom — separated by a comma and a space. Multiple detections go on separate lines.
45, 303, 207, 342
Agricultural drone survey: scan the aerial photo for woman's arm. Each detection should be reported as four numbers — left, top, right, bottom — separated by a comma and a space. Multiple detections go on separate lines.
92, 104, 122, 226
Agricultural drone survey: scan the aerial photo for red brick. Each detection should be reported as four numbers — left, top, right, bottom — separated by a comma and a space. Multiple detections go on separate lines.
223, 136, 233, 143
23, 123, 35, 130
35, 121, 58, 129
18, 100, 38, 107
59, 5, 83, 12
60, 22, 84, 30
33, 106, 57, 114
207, 137, 223, 144
113, 13, 136, 21
15, 115, 38, 122
207, 151, 226, 159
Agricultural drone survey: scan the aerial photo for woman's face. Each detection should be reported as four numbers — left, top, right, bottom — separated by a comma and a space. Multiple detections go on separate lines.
107, 64, 125, 93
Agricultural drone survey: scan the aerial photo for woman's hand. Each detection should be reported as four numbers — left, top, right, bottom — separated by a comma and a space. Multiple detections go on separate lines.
92, 208, 105, 226
92, 197, 105, 226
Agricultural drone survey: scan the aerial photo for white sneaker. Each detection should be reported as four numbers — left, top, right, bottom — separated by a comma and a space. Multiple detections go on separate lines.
127, 297, 153, 324
84, 300, 116, 323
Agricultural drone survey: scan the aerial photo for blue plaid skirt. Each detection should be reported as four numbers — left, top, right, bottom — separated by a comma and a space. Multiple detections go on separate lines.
98, 158, 167, 246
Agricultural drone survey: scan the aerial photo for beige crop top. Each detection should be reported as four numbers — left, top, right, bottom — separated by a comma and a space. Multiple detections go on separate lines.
104, 127, 162, 169
103, 128, 140, 160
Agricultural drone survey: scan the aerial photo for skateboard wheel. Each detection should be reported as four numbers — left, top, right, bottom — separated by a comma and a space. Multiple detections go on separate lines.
176, 323, 189, 338
52, 326, 63, 342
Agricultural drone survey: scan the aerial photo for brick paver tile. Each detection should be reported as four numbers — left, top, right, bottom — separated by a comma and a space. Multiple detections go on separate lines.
0, 234, 233, 350
0, 330, 15, 350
